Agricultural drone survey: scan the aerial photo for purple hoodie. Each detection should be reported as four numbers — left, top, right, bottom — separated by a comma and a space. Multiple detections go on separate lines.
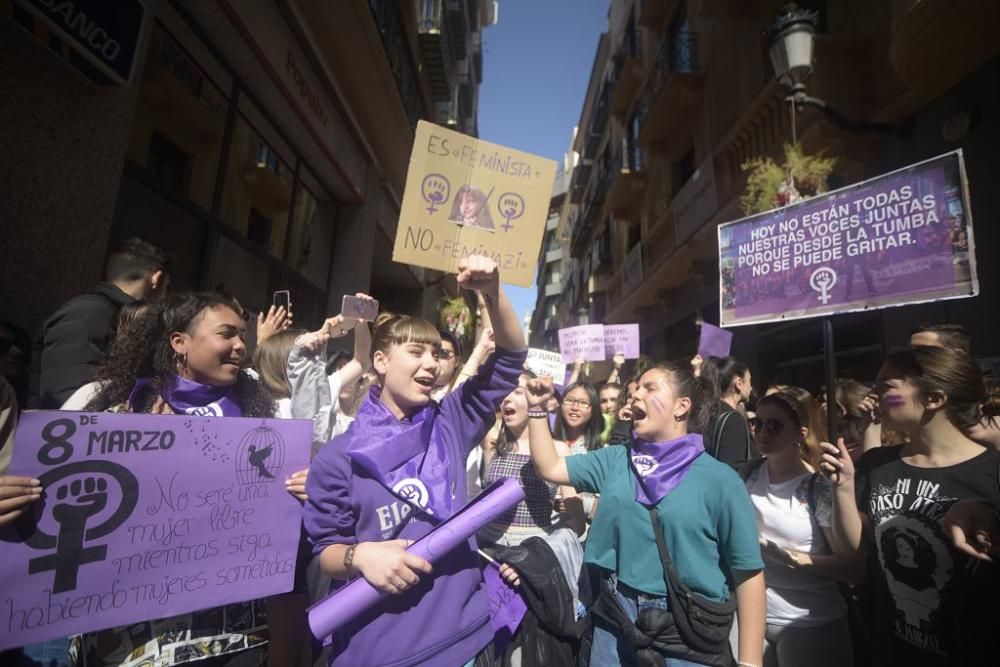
304, 347, 527, 667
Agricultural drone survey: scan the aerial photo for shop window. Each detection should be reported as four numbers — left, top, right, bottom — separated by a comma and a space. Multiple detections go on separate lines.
287, 168, 334, 288
126, 24, 227, 210
220, 110, 293, 260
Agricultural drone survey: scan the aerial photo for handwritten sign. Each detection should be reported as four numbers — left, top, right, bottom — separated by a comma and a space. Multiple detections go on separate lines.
392, 121, 558, 287
719, 151, 978, 326
697, 323, 733, 359
0, 411, 310, 649
603, 324, 640, 359
558, 325, 606, 364
524, 348, 566, 382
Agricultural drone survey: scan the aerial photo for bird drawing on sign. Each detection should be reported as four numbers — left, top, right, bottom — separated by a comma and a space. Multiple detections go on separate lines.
248, 444, 275, 479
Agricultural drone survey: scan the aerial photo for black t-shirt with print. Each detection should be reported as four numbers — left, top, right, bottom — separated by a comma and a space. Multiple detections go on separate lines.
855, 445, 1000, 666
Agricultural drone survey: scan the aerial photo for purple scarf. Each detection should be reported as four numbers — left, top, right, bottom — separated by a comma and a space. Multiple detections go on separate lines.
345, 386, 455, 519
129, 375, 242, 417
629, 433, 704, 506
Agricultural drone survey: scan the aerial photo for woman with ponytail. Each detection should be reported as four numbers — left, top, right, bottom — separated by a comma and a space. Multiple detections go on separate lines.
72, 292, 273, 666
303, 256, 528, 667
740, 388, 858, 666
526, 362, 764, 667
819, 346, 1000, 666
701, 356, 758, 469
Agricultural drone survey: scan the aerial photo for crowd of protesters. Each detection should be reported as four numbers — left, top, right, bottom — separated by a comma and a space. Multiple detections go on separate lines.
1, 238, 999, 667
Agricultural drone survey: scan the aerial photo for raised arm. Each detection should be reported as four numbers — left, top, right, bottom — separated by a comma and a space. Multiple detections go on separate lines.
332, 294, 375, 389
454, 327, 495, 390
457, 256, 525, 352
525, 377, 570, 485
819, 439, 867, 556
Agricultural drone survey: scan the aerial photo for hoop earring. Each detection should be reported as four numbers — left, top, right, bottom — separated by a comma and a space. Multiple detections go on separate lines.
174, 351, 188, 369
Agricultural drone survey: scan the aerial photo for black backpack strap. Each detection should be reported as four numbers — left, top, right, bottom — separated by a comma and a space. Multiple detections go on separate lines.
711, 411, 733, 460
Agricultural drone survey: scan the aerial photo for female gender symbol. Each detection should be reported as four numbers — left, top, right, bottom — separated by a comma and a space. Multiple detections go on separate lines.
496, 193, 525, 232
421, 173, 451, 214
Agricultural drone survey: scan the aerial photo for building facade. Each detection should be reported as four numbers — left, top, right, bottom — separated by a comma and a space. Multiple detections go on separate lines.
1, 0, 497, 341
536, 0, 1000, 389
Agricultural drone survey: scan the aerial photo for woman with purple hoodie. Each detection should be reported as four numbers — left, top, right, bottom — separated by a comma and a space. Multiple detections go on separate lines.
303, 256, 527, 667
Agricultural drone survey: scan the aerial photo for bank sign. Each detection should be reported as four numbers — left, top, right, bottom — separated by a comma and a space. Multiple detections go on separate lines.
14, 0, 145, 85
718, 151, 978, 327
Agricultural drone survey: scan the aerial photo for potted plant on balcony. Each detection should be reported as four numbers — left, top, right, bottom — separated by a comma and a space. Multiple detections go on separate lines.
740, 142, 836, 215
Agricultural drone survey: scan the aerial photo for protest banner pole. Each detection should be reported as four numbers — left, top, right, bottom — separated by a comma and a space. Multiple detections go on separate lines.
822, 317, 838, 443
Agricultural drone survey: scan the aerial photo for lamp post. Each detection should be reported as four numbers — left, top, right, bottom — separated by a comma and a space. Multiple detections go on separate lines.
765, 3, 893, 140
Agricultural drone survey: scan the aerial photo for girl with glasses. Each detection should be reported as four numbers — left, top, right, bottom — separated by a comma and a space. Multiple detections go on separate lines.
741, 389, 859, 667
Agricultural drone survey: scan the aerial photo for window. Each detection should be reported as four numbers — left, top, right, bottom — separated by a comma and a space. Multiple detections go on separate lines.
220, 106, 293, 260
126, 24, 227, 210
287, 168, 335, 288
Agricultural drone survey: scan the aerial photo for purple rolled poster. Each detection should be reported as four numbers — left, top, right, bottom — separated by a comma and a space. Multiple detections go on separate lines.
558, 325, 606, 364
603, 324, 640, 359
718, 151, 978, 327
697, 323, 733, 359
0, 411, 311, 650
307, 477, 526, 640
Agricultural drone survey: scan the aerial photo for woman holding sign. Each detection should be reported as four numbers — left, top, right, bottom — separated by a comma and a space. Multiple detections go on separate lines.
525, 365, 765, 667
303, 256, 527, 667
75, 292, 274, 666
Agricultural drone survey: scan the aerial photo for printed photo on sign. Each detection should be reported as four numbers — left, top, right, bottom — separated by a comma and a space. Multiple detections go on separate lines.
393, 121, 558, 287
0, 411, 311, 650
718, 151, 978, 327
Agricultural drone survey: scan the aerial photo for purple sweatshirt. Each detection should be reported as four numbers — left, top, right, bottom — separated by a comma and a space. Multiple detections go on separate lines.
303, 347, 527, 667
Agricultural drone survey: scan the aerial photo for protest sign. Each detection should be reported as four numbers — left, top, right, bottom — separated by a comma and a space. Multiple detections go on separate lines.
718, 151, 978, 327
525, 348, 566, 382
603, 324, 640, 359
0, 411, 310, 650
393, 121, 558, 287
697, 323, 733, 359
558, 325, 606, 363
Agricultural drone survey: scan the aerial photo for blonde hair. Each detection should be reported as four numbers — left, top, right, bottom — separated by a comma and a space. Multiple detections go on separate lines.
253, 329, 300, 399
372, 313, 441, 363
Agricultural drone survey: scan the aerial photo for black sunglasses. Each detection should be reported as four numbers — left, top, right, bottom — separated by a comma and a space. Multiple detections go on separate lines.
748, 417, 785, 435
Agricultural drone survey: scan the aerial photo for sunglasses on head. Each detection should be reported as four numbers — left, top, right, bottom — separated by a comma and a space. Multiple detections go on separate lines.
748, 417, 785, 435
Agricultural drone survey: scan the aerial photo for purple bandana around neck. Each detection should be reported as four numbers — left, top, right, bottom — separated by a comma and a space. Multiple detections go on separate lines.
629, 433, 705, 506
345, 385, 456, 519
129, 375, 242, 417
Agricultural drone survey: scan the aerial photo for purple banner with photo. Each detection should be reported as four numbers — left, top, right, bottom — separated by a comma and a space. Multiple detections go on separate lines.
718, 151, 978, 327
697, 323, 733, 359
604, 324, 640, 359
0, 411, 311, 650
558, 325, 606, 363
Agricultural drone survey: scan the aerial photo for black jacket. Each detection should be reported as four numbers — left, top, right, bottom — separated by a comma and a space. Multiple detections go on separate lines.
705, 402, 757, 470
33, 284, 133, 408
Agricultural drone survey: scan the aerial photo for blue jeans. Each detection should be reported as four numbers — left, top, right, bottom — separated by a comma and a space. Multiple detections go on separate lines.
590, 576, 709, 667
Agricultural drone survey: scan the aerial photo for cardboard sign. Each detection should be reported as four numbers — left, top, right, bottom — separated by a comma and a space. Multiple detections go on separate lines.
718, 151, 978, 327
697, 323, 733, 359
558, 325, 606, 364
392, 121, 558, 287
525, 348, 567, 382
0, 411, 310, 649
603, 324, 640, 359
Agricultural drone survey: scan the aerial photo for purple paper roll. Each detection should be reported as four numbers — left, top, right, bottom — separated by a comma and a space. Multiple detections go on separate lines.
307, 477, 526, 640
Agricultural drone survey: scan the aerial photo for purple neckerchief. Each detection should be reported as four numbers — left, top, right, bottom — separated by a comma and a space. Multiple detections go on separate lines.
344, 385, 455, 519
128, 375, 242, 417
629, 433, 705, 506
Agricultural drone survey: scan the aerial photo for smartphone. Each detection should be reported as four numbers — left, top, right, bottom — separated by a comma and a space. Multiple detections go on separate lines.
342, 295, 379, 321
272, 290, 291, 312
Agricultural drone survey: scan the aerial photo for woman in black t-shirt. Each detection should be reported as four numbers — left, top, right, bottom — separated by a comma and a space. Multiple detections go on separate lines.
819, 346, 1000, 667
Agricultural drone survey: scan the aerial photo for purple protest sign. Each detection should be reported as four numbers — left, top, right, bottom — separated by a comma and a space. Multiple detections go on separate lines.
0, 411, 310, 650
698, 323, 733, 359
718, 151, 978, 327
483, 563, 528, 638
603, 324, 640, 359
558, 325, 606, 364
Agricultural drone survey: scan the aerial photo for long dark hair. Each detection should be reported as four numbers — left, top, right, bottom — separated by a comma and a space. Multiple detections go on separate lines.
86, 292, 273, 417
885, 346, 990, 430
643, 361, 718, 436
554, 382, 604, 451
701, 356, 749, 401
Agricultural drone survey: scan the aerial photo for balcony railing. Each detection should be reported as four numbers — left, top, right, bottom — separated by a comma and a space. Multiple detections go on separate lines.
611, 23, 643, 114
369, 0, 427, 129
418, 0, 456, 102
635, 30, 701, 140
583, 76, 613, 159
446, 0, 469, 60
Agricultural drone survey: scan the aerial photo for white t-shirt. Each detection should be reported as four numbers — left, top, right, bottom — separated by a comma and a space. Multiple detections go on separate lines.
745, 463, 846, 626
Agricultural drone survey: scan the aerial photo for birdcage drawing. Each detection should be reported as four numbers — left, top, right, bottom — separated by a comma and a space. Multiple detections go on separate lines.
235, 426, 285, 484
